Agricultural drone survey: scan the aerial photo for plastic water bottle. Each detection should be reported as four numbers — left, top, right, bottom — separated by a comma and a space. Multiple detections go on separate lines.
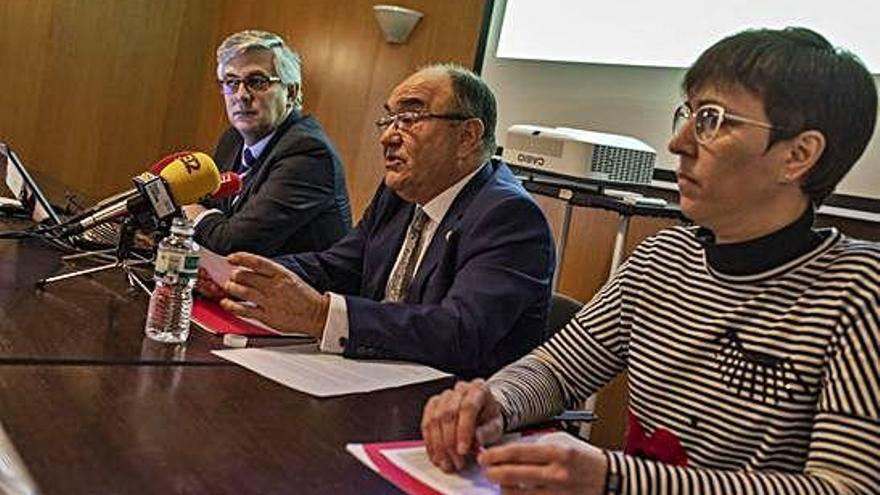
145, 217, 200, 343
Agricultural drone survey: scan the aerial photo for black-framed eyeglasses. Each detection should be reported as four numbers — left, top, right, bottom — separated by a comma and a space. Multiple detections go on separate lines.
218, 75, 282, 95
672, 103, 781, 144
375, 111, 473, 132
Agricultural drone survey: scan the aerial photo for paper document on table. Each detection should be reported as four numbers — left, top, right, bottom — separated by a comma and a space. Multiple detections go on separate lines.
212, 344, 451, 397
348, 431, 586, 495
384, 446, 495, 495
198, 246, 234, 285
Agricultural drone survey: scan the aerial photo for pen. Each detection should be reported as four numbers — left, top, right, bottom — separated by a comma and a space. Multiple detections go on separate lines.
551, 410, 596, 423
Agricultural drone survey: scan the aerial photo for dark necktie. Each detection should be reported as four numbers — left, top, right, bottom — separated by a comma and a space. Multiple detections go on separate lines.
385, 207, 430, 302
241, 148, 257, 173
232, 148, 258, 207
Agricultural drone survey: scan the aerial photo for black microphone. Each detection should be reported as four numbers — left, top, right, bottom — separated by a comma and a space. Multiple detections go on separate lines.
61, 196, 137, 237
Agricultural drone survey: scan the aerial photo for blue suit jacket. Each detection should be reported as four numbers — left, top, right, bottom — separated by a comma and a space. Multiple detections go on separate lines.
275, 160, 555, 377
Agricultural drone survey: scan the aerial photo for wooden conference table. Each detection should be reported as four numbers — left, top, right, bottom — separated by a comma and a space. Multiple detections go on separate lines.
0, 217, 451, 494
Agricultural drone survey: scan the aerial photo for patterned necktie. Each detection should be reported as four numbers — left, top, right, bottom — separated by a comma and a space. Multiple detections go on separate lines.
385, 207, 430, 302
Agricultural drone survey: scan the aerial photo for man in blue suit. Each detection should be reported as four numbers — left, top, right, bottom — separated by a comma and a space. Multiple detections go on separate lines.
220, 64, 555, 377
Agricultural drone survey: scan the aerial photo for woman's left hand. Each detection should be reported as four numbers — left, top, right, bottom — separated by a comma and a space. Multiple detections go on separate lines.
478, 441, 608, 495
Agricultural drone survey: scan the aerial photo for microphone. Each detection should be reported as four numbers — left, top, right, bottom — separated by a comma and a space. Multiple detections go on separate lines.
151, 152, 221, 205
58, 151, 199, 226
60, 152, 220, 237
213, 171, 243, 199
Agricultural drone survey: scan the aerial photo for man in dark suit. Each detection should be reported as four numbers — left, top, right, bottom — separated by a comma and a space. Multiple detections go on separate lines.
183, 30, 351, 257
219, 64, 555, 377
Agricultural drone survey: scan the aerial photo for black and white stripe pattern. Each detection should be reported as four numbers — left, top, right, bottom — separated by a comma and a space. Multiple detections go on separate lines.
490, 226, 880, 494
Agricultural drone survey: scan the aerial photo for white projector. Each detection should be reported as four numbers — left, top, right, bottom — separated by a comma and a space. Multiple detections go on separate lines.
502, 125, 656, 184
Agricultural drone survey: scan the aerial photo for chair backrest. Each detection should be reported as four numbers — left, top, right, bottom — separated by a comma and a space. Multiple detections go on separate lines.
547, 292, 583, 339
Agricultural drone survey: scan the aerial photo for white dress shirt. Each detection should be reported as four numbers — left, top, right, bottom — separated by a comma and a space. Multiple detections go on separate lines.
319, 165, 485, 353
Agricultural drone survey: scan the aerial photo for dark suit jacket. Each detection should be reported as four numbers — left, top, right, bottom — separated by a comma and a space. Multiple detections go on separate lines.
195, 110, 352, 257
275, 160, 556, 377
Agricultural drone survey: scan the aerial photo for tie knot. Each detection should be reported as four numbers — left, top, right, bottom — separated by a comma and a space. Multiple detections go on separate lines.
411, 207, 428, 232
242, 148, 257, 170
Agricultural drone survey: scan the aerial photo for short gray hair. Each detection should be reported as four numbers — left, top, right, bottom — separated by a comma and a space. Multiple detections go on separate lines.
216, 30, 303, 109
421, 63, 498, 160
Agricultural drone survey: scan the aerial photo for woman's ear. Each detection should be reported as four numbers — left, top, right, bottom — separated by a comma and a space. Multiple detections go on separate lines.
780, 129, 826, 184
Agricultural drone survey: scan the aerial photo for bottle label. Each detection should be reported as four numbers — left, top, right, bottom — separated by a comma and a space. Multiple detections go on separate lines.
155, 250, 199, 282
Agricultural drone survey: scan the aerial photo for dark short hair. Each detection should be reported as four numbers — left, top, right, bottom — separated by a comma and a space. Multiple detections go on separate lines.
684, 27, 877, 204
424, 63, 498, 160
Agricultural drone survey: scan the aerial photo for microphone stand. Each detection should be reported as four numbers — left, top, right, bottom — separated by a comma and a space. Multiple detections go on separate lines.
36, 217, 158, 294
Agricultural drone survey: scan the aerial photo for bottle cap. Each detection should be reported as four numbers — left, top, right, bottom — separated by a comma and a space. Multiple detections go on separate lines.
222, 333, 248, 348
170, 216, 195, 236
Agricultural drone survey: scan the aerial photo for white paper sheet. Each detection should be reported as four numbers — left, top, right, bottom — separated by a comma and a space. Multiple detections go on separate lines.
378, 432, 590, 495
212, 344, 451, 397
198, 246, 234, 286
385, 446, 496, 495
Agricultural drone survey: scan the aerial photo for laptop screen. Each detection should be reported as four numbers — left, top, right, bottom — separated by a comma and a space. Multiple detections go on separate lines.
1, 142, 62, 225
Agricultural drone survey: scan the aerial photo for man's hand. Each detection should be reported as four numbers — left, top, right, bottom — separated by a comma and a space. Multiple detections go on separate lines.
133, 230, 157, 250
182, 204, 207, 221
421, 379, 504, 473
478, 441, 607, 495
220, 252, 330, 338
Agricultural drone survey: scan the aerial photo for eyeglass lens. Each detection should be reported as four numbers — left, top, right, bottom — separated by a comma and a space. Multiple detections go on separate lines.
695, 107, 722, 142
377, 112, 420, 130
672, 106, 689, 136
221, 75, 273, 94
673, 105, 723, 143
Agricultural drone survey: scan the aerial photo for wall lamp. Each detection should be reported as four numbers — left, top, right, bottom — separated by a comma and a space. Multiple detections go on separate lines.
373, 5, 424, 44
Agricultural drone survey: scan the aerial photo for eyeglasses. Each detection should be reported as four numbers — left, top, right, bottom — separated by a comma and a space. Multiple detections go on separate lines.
218, 75, 282, 95
375, 111, 473, 131
672, 103, 781, 144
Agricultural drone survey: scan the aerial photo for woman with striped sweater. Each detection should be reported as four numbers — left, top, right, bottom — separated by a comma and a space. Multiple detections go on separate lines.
421, 27, 879, 495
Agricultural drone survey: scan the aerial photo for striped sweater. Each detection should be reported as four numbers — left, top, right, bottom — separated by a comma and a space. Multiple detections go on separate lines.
489, 225, 880, 494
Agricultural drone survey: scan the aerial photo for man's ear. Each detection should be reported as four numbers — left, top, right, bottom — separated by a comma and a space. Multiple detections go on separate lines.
458, 118, 485, 157
780, 129, 826, 184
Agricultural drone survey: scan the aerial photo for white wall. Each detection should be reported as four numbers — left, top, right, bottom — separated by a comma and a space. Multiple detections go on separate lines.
481, 0, 880, 200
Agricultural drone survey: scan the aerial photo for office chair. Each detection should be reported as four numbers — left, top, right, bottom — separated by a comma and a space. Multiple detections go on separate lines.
547, 292, 583, 339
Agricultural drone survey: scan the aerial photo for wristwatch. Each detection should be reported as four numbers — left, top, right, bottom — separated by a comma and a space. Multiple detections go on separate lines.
603, 452, 622, 495
605, 471, 622, 495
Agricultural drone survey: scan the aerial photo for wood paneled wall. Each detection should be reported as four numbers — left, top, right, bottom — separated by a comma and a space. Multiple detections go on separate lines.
0, 0, 487, 217
0, 0, 221, 201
